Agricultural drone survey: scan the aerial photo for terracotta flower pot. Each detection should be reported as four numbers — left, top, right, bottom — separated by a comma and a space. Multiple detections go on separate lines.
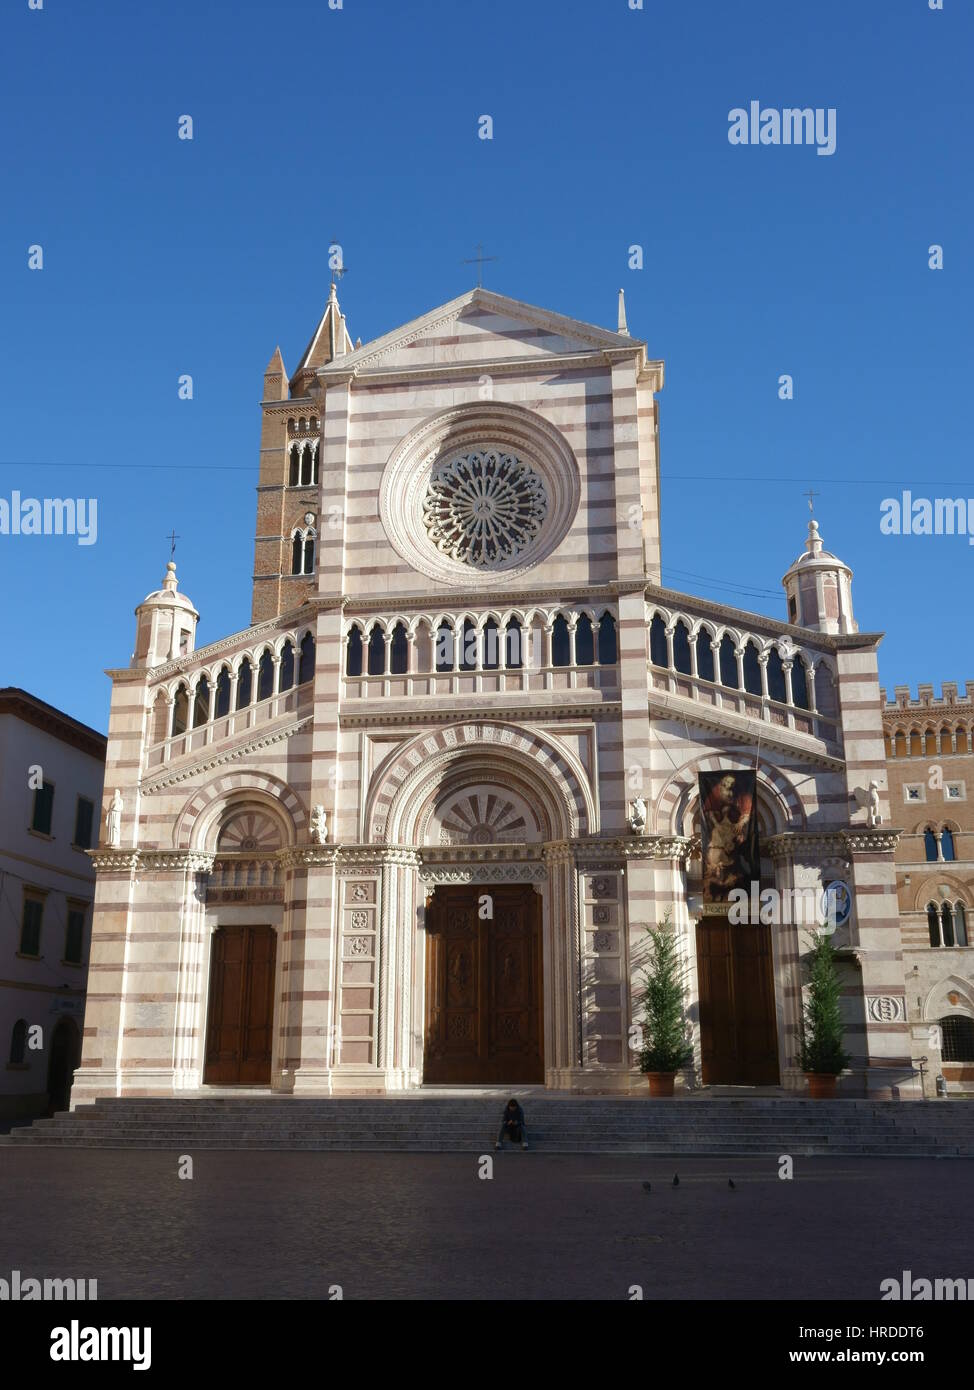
805, 1072, 837, 1099
645, 1071, 676, 1098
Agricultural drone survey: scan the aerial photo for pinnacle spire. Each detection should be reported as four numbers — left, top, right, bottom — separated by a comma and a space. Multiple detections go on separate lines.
617, 288, 629, 335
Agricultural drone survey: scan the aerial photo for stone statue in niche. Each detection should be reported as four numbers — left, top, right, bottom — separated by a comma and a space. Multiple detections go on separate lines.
867, 781, 883, 827
106, 789, 123, 848
310, 805, 329, 844
627, 797, 647, 835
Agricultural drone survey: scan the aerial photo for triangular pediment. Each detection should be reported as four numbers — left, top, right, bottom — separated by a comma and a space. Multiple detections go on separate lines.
319, 287, 643, 376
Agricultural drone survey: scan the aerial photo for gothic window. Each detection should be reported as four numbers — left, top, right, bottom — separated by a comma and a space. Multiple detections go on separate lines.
257, 649, 274, 701
303, 533, 315, 575
719, 635, 738, 689
649, 614, 667, 668
390, 622, 409, 675
927, 902, 941, 947
9, 1019, 26, 1065
597, 613, 617, 665
941, 902, 956, 947
192, 675, 210, 728
955, 903, 968, 947
696, 631, 715, 683
280, 641, 295, 691
292, 534, 303, 575
942, 829, 956, 861
367, 627, 385, 676
235, 659, 252, 709
215, 667, 231, 717
924, 828, 938, 862
460, 619, 478, 672
482, 618, 500, 671
298, 632, 315, 684
673, 620, 692, 676
435, 622, 454, 672
766, 647, 787, 703
575, 614, 594, 666
941, 1016, 974, 1061
300, 444, 314, 487
289, 445, 300, 487
742, 641, 762, 696
551, 614, 570, 667
345, 627, 363, 678
505, 618, 523, 670
792, 656, 809, 709
172, 683, 189, 735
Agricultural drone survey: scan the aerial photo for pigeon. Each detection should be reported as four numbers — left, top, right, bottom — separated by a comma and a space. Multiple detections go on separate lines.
672, 1173, 679, 1187
728, 1179, 736, 1190
642, 1181, 652, 1192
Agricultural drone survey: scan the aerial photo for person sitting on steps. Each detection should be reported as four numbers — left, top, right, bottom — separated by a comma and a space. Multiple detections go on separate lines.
495, 1097, 528, 1150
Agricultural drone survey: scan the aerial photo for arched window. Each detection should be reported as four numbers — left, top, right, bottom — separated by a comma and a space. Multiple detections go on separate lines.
289, 445, 300, 487
955, 903, 968, 947
927, 902, 941, 947
649, 614, 667, 668
345, 627, 363, 678
742, 641, 761, 696
791, 657, 809, 709
575, 614, 594, 666
551, 614, 570, 667
435, 622, 454, 672
894, 731, 906, 757
292, 534, 303, 575
303, 533, 315, 576
215, 667, 231, 718
719, 635, 738, 688
924, 828, 938, 862
171, 683, 189, 735
696, 631, 715, 683
9, 1018, 27, 1065
482, 618, 500, 671
909, 730, 922, 756
673, 621, 691, 676
300, 444, 313, 487
390, 622, 408, 675
257, 649, 274, 702
192, 676, 210, 728
505, 619, 523, 670
460, 619, 478, 672
941, 902, 956, 947
235, 659, 252, 709
367, 627, 385, 676
280, 642, 295, 691
940, 1016, 974, 1062
942, 829, 956, 861
597, 613, 617, 665
298, 632, 315, 684
766, 647, 786, 703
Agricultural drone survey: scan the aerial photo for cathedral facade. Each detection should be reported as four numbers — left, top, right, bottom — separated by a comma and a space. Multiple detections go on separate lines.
75, 286, 916, 1103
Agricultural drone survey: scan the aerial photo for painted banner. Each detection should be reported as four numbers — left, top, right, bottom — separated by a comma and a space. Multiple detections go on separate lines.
699, 771, 760, 904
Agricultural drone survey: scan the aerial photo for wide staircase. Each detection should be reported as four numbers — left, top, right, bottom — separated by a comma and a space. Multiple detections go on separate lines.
3, 1097, 974, 1155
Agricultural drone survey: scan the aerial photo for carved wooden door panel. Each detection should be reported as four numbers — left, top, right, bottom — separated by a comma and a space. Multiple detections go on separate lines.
424, 884, 543, 1084
696, 916, 779, 1086
204, 924, 276, 1085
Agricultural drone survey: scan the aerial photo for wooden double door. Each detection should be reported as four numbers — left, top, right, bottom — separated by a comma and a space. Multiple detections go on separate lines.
203, 924, 277, 1086
424, 884, 544, 1084
696, 916, 780, 1086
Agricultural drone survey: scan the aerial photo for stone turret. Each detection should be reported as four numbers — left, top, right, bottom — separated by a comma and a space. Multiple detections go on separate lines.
782, 518, 857, 636
131, 562, 199, 669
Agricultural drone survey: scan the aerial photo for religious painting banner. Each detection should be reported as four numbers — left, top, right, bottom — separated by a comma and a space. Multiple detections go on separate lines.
699, 771, 760, 905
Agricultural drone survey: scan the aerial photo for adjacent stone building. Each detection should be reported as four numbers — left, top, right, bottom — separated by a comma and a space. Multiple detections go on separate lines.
884, 685, 974, 1094
74, 286, 917, 1104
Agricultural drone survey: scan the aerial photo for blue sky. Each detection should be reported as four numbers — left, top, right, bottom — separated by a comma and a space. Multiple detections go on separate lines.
1, 0, 971, 733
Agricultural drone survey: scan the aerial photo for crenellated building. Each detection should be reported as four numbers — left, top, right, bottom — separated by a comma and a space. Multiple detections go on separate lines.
75, 286, 917, 1103
883, 683, 974, 1094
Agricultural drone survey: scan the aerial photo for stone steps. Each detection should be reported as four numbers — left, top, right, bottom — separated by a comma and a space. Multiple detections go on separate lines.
3, 1097, 972, 1155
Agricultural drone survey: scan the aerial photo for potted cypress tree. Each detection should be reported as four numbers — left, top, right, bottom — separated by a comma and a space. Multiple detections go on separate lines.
638, 920, 693, 1097
799, 930, 850, 1098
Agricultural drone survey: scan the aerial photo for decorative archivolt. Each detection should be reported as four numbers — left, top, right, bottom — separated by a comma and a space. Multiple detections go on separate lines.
174, 772, 307, 852
653, 752, 805, 839
921, 974, 974, 1023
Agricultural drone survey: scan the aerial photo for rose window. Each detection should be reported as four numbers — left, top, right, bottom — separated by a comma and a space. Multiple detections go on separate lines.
422, 451, 548, 569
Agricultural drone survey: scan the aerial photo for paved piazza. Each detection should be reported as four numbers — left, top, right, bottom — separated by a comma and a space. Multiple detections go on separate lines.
2, 1152, 971, 1300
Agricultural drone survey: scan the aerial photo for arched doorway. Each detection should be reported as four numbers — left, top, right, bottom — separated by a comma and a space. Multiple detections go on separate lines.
47, 1016, 80, 1115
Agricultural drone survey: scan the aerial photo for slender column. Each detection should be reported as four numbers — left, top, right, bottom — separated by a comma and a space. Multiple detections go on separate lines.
758, 652, 769, 701
735, 646, 745, 692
